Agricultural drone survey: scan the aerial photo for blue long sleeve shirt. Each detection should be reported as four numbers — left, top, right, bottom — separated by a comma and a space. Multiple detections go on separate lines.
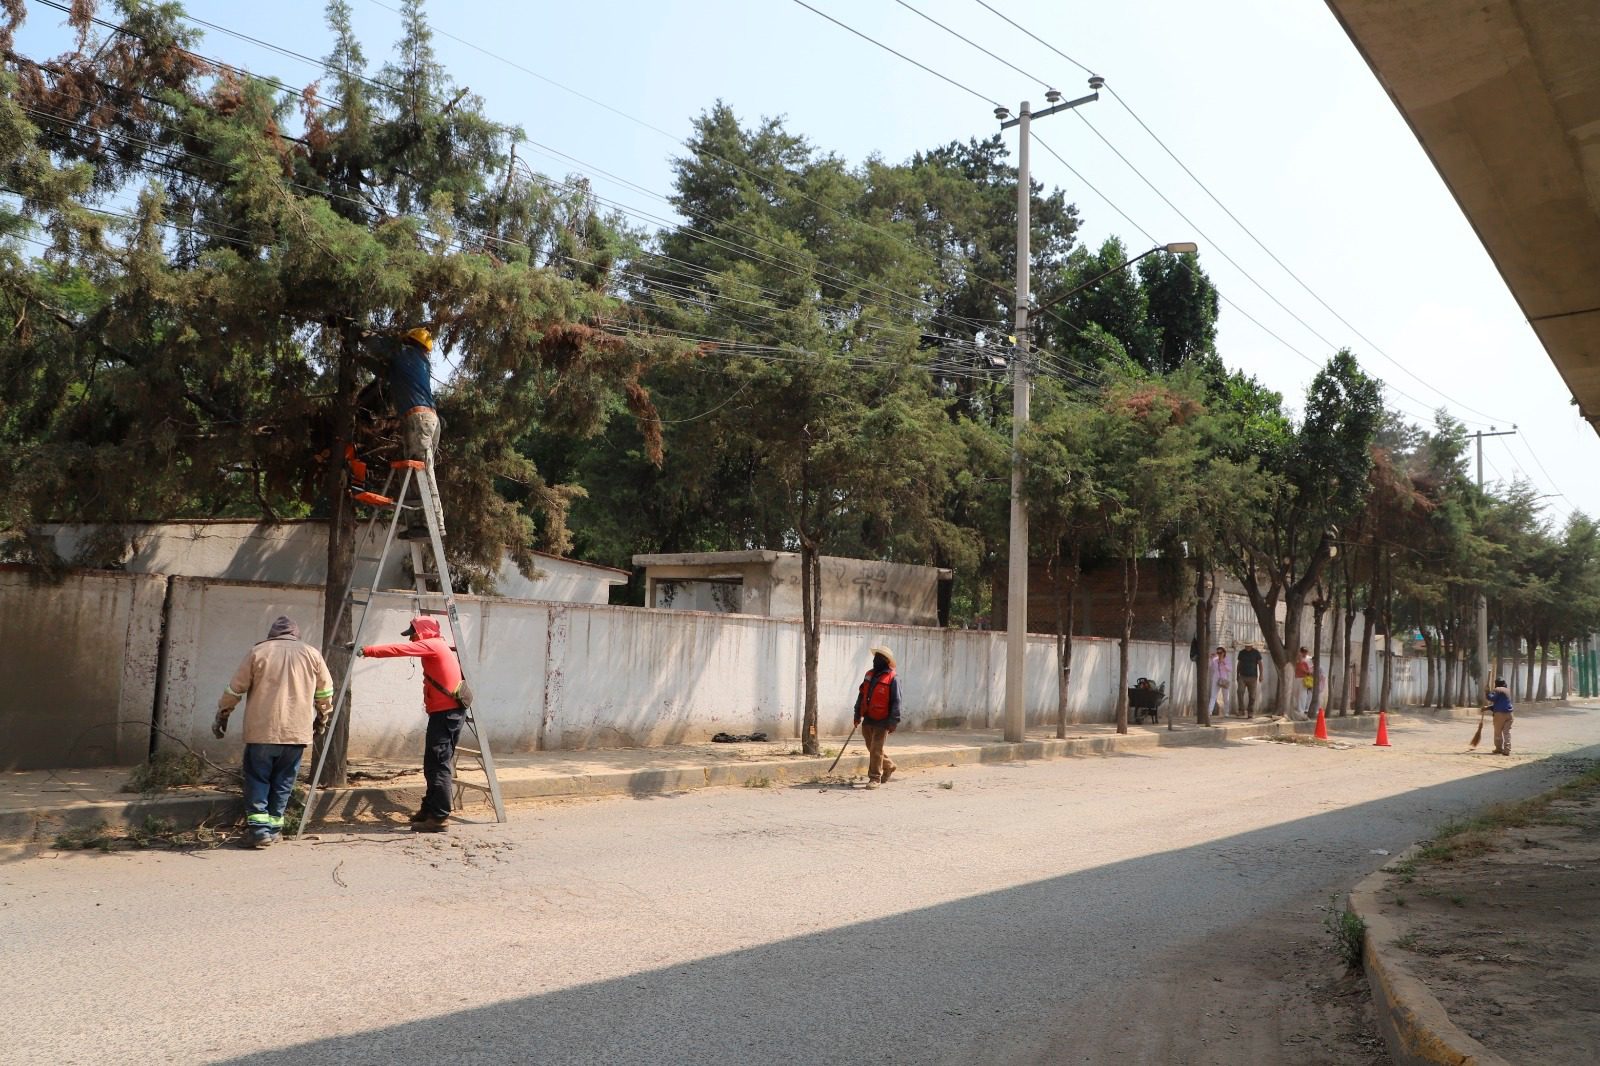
370, 336, 434, 413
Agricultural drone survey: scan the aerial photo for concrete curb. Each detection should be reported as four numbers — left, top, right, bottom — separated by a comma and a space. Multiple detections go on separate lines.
3, 713, 1383, 843
0, 793, 241, 849
1348, 847, 1513, 1066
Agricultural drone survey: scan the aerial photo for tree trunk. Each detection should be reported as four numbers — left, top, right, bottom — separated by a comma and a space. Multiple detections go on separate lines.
1380, 550, 1394, 712
1339, 595, 1357, 714
311, 326, 361, 790
1194, 561, 1215, 727
1536, 631, 1549, 701
1492, 607, 1504, 686
1053, 543, 1078, 737
1311, 593, 1327, 718
1559, 638, 1571, 702
800, 541, 821, 756
1423, 629, 1436, 707
1168, 583, 1179, 729
1357, 544, 1378, 713
1116, 553, 1136, 734
1524, 635, 1536, 703
1447, 616, 1460, 708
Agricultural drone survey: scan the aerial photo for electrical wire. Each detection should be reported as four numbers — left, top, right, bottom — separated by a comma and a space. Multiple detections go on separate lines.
961, 0, 1513, 428
787, 0, 998, 108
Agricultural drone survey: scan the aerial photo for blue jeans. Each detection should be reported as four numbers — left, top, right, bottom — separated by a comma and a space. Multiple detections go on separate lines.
243, 743, 305, 834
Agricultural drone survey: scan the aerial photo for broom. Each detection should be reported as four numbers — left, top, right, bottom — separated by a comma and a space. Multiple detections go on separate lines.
1469, 708, 1486, 749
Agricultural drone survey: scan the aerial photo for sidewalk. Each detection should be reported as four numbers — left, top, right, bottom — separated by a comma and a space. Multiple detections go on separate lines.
2, 709, 1403, 846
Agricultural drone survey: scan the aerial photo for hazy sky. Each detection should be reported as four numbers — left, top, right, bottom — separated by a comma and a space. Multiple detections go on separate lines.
14, 0, 1595, 524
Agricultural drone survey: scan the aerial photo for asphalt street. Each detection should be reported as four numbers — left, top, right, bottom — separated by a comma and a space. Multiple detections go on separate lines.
4, 707, 1598, 1065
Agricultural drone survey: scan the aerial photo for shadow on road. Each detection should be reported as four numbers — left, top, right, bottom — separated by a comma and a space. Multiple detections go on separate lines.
218, 735, 1600, 1066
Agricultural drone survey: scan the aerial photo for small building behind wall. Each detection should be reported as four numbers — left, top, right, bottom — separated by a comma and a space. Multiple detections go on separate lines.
633, 550, 952, 627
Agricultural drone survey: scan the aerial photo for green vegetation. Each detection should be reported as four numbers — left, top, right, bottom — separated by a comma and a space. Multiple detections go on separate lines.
1324, 896, 1368, 969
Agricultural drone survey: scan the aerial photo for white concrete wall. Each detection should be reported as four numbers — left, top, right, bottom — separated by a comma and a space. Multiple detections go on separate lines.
154, 587, 1221, 759
0, 567, 167, 768
156, 577, 328, 769
6, 567, 1571, 769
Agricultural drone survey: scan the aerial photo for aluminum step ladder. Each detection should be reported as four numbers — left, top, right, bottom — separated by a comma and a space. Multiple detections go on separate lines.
297, 456, 506, 835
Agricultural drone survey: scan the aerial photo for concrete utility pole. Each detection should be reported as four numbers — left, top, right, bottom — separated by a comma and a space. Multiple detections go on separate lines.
1473, 427, 1517, 697
997, 80, 1100, 742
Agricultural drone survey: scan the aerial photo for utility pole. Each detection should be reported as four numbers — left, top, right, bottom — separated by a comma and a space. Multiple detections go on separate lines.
997, 79, 1100, 742
1472, 427, 1517, 698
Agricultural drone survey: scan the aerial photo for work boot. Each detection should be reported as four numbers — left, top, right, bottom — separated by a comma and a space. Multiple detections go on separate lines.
864, 779, 880, 790
411, 815, 449, 832
408, 809, 429, 824
251, 830, 275, 849
880, 765, 895, 785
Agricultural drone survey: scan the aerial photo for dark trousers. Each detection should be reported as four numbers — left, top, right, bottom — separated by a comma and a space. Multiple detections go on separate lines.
243, 743, 305, 833
422, 709, 465, 818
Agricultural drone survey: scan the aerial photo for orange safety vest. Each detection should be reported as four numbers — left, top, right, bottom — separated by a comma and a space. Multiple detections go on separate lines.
858, 668, 896, 720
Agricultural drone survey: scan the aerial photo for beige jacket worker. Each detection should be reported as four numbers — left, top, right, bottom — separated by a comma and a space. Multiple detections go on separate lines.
218, 636, 334, 745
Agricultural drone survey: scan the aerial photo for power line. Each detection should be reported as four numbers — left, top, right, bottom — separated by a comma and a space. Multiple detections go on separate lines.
891, 0, 1051, 89
962, 0, 1505, 427
787, 0, 998, 108
967, 0, 1098, 77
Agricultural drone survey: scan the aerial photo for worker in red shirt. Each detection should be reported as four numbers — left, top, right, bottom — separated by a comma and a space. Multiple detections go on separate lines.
358, 616, 469, 831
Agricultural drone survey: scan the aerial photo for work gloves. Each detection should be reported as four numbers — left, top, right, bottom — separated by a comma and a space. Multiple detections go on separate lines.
314, 709, 331, 738
853, 715, 862, 726
212, 708, 232, 739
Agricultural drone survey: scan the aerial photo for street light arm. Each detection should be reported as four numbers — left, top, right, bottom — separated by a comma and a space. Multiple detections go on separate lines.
1031, 242, 1197, 318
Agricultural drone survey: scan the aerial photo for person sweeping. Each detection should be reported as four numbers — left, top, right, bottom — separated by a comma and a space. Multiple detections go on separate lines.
853, 644, 902, 789
1486, 677, 1515, 755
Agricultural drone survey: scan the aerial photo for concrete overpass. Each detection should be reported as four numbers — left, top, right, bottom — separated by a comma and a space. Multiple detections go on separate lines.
1325, 1, 1600, 431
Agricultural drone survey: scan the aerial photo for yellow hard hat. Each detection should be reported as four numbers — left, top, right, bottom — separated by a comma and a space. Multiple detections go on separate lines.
404, 326, 434, 352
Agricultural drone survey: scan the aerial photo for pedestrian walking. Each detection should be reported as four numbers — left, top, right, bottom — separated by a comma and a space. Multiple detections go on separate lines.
213, 616, 333, 848
1236, 643, 1263, 718
1487, 677, 1515, 755
358, 616, 470, 831
1295, 647, 1315, 717
364, 326, 444, 538
854, 644, 902, 789
1208, 646, 1231, 718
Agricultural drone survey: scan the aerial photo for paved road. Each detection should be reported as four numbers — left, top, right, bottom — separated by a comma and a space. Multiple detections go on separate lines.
4, 707, 1599, 1066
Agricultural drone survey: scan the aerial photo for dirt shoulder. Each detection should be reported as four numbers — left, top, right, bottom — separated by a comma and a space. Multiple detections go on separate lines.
1365, 760, 1600, 1064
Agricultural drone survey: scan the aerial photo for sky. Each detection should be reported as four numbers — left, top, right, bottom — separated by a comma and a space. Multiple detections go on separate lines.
12, 0, 1597, 525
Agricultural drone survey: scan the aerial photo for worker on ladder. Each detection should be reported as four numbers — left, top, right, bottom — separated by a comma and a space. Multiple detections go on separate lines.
356, 616, 470, 832
362, 325, 445, 540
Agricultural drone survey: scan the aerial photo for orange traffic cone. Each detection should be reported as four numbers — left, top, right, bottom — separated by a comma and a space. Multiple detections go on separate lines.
1374, 711, 1391, 747
1313, 705, 1328, 740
